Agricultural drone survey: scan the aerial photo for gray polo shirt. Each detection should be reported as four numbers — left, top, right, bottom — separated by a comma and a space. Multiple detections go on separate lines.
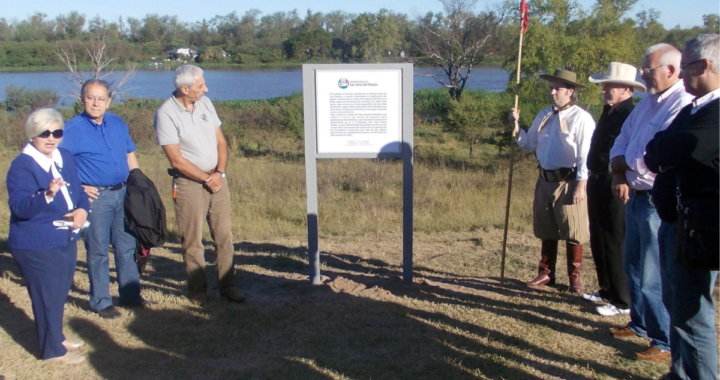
154, 95, 222, 172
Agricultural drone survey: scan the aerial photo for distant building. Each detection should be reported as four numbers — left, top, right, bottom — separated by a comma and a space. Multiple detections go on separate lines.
164, 47, 199, 61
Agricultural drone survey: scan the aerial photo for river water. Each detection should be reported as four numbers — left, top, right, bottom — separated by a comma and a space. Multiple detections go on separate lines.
0, 66, 510, 106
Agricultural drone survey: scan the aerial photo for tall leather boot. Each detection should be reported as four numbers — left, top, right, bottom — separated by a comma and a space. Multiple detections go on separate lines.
526, 240, 558, 287
566, 242, 584, 294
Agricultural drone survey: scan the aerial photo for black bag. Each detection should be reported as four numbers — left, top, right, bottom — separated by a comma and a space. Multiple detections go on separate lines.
675, 184, 719, 270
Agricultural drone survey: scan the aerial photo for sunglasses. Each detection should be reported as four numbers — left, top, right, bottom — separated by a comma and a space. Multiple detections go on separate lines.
36, 129, 64, 139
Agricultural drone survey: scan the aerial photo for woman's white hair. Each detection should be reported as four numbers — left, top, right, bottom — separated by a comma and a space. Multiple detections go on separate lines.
25, 108, 64, 139
174, 65, 204, 90
684, 34, 720, 74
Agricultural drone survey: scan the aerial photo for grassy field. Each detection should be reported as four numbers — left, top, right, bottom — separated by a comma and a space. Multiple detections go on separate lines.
1, 147, 712, 380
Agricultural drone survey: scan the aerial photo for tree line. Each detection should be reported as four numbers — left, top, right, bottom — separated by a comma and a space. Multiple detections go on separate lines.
0, 0, 716, 69
0, 9, 417, 66
1, 0, 718, 159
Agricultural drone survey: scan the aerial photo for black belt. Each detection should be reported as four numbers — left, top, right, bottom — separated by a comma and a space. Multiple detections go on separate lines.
539, 167, 576, 182
633, 189, 650, 196
87, 182, 125, 191
589, 171, 610, 180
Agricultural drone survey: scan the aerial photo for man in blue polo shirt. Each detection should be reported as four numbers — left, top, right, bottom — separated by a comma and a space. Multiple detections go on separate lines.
61, 79, 147, 319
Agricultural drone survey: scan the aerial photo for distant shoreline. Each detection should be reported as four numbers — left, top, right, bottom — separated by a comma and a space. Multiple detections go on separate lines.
0, 60, 504, 73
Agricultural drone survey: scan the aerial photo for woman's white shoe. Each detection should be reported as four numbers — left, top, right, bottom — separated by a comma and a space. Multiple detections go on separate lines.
62, 339, 84, 350
43, 352, 85, 365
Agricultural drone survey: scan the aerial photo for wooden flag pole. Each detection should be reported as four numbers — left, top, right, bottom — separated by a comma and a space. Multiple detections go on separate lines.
500, 8, 527, 285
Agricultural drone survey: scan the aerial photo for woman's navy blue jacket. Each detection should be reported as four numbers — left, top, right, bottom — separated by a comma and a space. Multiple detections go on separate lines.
7, 148, 90, 251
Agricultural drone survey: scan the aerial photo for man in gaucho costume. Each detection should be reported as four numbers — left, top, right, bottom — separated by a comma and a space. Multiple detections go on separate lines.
509, 69, 595, 293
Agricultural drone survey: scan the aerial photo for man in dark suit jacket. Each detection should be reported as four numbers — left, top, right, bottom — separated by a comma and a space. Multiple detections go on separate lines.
584, 62, 645, 317
645, 33, 719, 380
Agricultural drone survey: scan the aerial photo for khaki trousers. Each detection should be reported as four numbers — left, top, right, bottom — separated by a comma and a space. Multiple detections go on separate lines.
533, 175, 590, 245
174, 177, 235, 295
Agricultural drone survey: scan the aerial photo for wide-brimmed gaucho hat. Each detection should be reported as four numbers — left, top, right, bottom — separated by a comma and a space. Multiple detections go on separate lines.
589, 62, 646, 92
539, 69, 586, 88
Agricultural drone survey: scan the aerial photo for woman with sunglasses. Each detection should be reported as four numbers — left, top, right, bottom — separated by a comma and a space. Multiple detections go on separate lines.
6, 108, 90, 365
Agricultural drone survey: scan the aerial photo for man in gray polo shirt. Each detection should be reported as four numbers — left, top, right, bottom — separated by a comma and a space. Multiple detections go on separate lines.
154, 64, 244, 306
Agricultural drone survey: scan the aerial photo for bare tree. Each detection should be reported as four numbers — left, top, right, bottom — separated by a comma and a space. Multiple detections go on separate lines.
55, 37, 137, 99
414, 0, 507, 100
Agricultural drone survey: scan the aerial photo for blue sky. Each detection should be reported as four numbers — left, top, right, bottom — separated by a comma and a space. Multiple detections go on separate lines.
4, 0, 718, 29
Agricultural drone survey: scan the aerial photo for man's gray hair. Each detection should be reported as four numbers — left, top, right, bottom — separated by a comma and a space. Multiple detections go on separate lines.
81, 79, 111, 98
174, 65, 204, 90
644, 43, 682, 70
684, 34, 720, 74
25, 108, 64, 139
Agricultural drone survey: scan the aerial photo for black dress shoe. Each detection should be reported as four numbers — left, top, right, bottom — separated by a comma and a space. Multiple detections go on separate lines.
98, 306, 121, 319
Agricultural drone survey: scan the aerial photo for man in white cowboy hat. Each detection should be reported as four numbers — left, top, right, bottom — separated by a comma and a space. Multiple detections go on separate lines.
583, 62, 646, 317
508, 69, 595, 293
607, 43, 692, 362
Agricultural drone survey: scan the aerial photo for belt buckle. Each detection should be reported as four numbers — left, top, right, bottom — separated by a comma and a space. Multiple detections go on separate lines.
548, 171, 558, 182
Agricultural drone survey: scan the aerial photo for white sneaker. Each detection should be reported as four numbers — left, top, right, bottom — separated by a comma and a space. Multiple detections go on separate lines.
596, 304, 630, 317
582, 291, 608, 304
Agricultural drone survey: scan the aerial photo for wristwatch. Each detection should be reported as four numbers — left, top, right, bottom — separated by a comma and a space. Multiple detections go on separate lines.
217, 171, 226, 178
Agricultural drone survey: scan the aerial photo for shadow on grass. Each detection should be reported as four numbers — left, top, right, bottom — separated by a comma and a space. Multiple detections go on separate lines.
0, 291, 37, 358
227, 241, 655, 380
1, 240, 659, 379
105, 275, 548, 380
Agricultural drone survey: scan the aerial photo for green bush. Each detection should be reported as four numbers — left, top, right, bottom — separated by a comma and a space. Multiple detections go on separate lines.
4, 85, 59, 113
231, 47, 284, 64
0, 42, 59, 67
443, 91, 511, 157
197, 46, 228, 64
414, 89, 450, 117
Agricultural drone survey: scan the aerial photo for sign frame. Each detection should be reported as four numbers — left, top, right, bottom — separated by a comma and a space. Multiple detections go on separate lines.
303, 63, 414, 284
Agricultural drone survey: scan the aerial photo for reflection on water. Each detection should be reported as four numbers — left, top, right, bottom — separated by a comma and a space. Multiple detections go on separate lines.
0, 66, 510, 106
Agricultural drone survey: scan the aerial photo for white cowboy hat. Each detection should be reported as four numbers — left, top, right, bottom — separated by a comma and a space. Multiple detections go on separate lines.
589, 62, 646, 92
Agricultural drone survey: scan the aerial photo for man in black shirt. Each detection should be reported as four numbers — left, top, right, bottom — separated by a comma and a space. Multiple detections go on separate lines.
584, 63, 646, 317
645, 33, 719, 380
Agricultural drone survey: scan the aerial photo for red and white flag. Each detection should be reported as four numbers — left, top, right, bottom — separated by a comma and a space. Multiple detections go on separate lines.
520, 0, 529, 34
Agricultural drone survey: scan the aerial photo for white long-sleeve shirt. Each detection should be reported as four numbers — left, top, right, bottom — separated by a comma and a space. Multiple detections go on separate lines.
609, 80, 693, 190
691, 87, 720, 115
516, 104, 596, 180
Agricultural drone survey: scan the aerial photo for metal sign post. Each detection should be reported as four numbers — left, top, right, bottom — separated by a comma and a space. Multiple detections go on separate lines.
302, 63, 414, 285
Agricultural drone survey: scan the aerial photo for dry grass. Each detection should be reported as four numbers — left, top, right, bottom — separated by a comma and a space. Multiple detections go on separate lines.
0, 151, 716, 380
122, 148, 537, 241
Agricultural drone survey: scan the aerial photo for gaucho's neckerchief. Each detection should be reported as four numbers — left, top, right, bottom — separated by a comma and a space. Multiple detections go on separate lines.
537, 102, 574, 134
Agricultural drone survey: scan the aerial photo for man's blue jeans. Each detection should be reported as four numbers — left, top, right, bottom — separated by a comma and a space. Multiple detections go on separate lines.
659, 221, 718, 380
623, 191, 670, 351
85, 185, 142, 311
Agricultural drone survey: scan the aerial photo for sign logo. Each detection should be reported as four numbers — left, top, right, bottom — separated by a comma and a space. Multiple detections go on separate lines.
338, 78, 349, 89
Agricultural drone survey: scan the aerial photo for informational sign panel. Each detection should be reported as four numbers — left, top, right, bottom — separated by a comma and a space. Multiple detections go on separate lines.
315, 70, 402, 154
302, 63, 414, 285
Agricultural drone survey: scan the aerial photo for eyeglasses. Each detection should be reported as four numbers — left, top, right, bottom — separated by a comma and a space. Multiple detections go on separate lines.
36, 129, 64, 139
84, 96, 108, 103
681, 59, 704, 70
639, 65, 666, 75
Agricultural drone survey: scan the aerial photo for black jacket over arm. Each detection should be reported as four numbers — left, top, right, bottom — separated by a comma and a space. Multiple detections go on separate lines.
124, 168, 168, 247
645, 99, 719, 222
